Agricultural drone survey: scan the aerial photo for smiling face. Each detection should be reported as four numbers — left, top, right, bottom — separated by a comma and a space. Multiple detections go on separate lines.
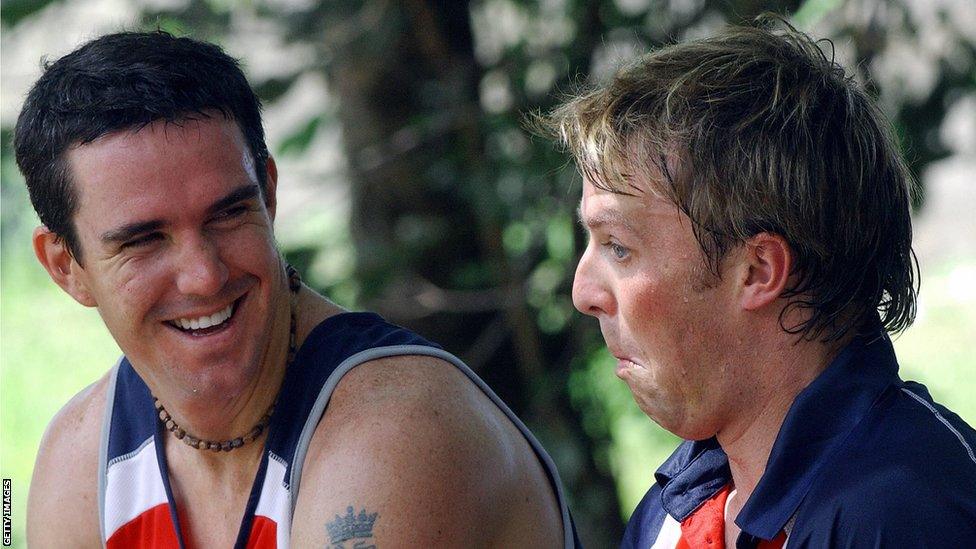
43, 116, 289, 404
573, 176, 747, 439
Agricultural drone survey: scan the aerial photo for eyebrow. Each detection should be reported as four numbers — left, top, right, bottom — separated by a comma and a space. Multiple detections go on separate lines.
577, 204, 640, 235
205, 184, 261, 217
99, 184, 261, 245
100, 219, 165, 245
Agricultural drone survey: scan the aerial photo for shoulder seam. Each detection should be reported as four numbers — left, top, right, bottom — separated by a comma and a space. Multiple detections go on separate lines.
900, 387, 976, 466
288, 344, 575, 549
106, 435, 155, 467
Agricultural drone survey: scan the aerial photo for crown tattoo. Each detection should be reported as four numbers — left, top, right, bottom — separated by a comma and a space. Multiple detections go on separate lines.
327, 506, 379, 543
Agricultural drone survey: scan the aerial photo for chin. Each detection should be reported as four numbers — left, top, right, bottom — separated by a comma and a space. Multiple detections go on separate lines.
634, 399, 716, 441
661, 417, 720, 441
173, 357, 258, 397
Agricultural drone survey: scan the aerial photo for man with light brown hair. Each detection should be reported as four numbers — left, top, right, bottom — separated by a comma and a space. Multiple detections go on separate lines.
541, 18, 976, 548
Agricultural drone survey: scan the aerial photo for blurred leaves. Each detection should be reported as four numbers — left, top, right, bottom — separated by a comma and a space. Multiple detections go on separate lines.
2, 0, 974, 545
278, 115, 324, 156
0, 0, 60, 26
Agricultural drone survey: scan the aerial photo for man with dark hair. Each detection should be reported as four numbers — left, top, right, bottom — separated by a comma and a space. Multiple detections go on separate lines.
541, 19, 976, 548
18, 31, 576, 548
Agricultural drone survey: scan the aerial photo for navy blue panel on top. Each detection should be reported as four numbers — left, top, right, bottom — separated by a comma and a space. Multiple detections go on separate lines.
265, 312, 441, 470
656, 438, 730, 522
623, 330, 976, 547
104, 311, 584, 548
107, 358, 159, 460
735, 334, 900, 539
621, 484, 666, 549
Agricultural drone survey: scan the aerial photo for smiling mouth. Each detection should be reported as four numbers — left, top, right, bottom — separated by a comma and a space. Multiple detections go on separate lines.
165, 296, 243, 336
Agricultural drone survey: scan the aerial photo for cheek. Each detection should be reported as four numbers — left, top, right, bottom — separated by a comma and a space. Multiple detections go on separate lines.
619, 278, 682, 342
219, 225, 278, 264
99, 259, 184, 331
112, 287, 158, 328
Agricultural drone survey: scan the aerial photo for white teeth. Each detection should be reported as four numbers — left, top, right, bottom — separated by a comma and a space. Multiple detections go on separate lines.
172, 303, 233, 331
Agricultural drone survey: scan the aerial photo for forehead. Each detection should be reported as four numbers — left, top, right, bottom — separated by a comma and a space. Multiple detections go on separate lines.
67, 115, 251, 178
66, 116, 255, 216
579, 175, 685, 233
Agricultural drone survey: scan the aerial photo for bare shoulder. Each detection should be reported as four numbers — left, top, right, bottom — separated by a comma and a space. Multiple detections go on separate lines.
291, 354, 564, 548
27, 369, 112, 547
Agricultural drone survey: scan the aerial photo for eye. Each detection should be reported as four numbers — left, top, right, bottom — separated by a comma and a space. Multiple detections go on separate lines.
212, 205, 250, 223
603, 241, 631, 261
122, 233, 162, 249
611, 243, 629, 259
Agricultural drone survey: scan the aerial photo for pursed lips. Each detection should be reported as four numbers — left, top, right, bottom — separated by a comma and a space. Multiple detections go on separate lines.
614, 355, 643, 368
606, 342, 645, 372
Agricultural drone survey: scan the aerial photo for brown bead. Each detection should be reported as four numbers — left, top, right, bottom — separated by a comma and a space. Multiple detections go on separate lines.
174, 428, 186, 439
165, 419, 176, 431
230, 438, 244, 448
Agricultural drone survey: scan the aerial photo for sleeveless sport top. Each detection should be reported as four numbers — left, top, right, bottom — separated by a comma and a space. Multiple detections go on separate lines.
97, 312, 578, 548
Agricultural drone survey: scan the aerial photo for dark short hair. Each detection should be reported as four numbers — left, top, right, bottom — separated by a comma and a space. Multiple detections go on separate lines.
539, 18, 917, 342
14, 31, 269, 263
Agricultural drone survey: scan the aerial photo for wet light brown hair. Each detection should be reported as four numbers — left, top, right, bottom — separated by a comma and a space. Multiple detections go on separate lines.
538, 18, 918, 342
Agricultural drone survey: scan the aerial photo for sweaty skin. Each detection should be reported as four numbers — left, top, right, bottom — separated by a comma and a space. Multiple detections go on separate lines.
574, 175, 841, 546
27, 117, 563, 548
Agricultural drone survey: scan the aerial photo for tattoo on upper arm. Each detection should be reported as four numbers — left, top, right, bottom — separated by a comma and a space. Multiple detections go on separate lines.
326, 505, 379, 549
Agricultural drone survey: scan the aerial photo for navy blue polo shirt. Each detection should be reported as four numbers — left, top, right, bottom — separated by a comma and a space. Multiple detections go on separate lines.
622, 331, 976, 548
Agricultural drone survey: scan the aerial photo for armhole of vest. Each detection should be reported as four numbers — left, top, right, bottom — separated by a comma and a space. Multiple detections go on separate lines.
287, 344, 575, 549
98, 358, 123, 548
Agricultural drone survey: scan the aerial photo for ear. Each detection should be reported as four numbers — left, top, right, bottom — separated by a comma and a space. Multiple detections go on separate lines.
32, 226, 97, 307
263, 155, 278, 221
739, 232, 792, 311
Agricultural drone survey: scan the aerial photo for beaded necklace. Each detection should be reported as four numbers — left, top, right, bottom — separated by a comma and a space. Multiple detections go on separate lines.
153, 264, 301, 452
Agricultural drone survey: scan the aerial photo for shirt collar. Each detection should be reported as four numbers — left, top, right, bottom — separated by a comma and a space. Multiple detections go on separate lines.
736, 330, 900, 538
655, 437, 730, 521
654, 330, 901, 539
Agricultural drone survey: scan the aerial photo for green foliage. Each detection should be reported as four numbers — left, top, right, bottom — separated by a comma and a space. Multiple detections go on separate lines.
0, 0, 59, 26
2, 0, 975, 546
1, 147, 122, 545
792, 0, 844, 28
278, 115, 324, 157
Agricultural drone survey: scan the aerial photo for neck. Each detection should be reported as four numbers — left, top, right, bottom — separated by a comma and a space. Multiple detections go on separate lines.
717, 330, 846, 500
162, 287, 295, 443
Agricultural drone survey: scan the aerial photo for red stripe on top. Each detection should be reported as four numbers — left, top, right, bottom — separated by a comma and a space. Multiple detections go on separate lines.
677, 484, 730, 548
106, 502, 180, 549
676, 485, 785, 549
245, 515, 277, 548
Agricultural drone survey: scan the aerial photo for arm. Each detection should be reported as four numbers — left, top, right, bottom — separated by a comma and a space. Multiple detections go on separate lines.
26, 375, 108, 548
290, 355, 563, 548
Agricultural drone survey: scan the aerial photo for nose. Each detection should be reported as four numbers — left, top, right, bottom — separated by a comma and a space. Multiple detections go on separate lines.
175, 236, 229, 297
572, 245, 615, 317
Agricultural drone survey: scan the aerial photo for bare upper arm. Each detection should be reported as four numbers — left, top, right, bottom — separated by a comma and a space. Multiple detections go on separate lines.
290, 355, 563, 548
27, 371, 110, 548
